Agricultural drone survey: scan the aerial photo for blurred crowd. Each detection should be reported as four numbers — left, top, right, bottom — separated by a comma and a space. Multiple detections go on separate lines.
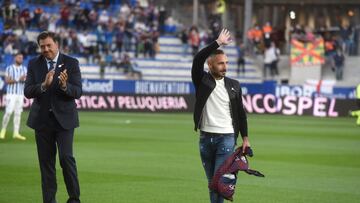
1, 0, 358, 81
0, 0, 181, 77
244, 21, 358, 80
290, 23, 356, 80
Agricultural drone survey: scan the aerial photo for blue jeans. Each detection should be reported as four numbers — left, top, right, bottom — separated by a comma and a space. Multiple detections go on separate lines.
199, 131, 235, 203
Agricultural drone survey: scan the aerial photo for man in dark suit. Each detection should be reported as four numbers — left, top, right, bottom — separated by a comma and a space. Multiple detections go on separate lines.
24, 31, 82, 203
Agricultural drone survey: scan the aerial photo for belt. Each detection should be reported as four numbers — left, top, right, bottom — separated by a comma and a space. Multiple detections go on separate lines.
200, 131, 234, 137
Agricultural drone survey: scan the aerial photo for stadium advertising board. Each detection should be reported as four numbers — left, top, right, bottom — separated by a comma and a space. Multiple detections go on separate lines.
2, 77, 353, 99
0, 93, 356, 116
75, 93, 192, 112
81, 79, 277, 96
0, 93, 193, 112
276, 83, 356, 99
82, 79, 194, 95
242, 94, 357, 117
80, 79, 356, 99
0, 77, 357, 115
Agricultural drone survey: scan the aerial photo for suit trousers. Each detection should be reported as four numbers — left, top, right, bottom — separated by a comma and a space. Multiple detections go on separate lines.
35, 111, 80, 203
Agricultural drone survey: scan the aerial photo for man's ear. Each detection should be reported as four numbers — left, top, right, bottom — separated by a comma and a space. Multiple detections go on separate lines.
207, 58, 212, 69
207, 63, 213, 74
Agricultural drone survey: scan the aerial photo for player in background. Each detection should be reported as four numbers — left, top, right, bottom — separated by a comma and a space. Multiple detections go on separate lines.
0, 53, 27, 140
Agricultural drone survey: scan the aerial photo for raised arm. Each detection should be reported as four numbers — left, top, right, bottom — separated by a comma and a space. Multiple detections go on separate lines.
191, 29, 232, 87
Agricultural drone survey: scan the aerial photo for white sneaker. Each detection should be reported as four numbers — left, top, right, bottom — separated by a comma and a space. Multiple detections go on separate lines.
13, 133, 26, 141
0, 129, 5, 139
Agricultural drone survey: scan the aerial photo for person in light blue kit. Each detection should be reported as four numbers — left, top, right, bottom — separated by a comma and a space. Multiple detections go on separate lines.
0, 53, 27, 140
191, 29, 250, 203
351, 83, 360, 125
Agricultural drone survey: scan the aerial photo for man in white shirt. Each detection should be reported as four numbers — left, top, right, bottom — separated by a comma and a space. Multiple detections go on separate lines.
191, 29, 250, 203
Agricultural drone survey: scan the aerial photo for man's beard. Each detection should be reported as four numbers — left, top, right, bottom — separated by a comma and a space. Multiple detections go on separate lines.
211, 70, 226, 79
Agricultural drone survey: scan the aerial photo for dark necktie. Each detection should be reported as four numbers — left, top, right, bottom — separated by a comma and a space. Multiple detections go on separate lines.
48, 61, 55, 71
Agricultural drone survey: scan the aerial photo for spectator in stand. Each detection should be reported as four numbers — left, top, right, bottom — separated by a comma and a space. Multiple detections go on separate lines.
324, 34, 338, 56
73, 7, 89, 31
96, 25, 106, 54
252, 25, 263, 54
47, 15, 57, 32
119, 53, 142, 79
164, 16, 177, 34
0, 0, 19, 30
78, 31, 93, 63
205, 29, 215, 45
32, 7, 44, 28
18, 8, 31, 30
189, 25, 200, 56
263, 42, 278, 78
119, 2, 131, 19
58, 29, 70, 53
131, 27, 140, 58
98, 10, 110, 27
333, 48, 345, 80
180, 28, 189, 57
38, 12, 50, 31
151, 26, 160, 58
143, 30, 154, 58
4, 33, 20, 55
104, 20, 115, 52
88, 8, 98, 30
123, 17, 134, 52
24, 39, 38, 56
18, 30, 29, 53
158, 5, 166, 34
324, 34, 338, 71
199, 29, 209, 47
263, 22, 272, 47
236, 41, 246, 76
271, 26, 286, 52
59, 4, 70, 28
145, 4, 156, 26
114, 22, 125, 54
246, 26, 255, 56
98, 54, 106, 79
66, 30, 81, 54
291, 24, 305, 41
339, 23, 354, 55
209, 17, 221, 42
270, 42, 280, 76
304, 26, 315, 42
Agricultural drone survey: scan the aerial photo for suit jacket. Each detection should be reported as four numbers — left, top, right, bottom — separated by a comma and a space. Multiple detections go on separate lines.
191, 41, 248, 143
25, 53, 82, 130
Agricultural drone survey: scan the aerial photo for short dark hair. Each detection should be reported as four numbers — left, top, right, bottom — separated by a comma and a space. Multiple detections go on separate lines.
208, 49, 225, 59
14, 52, 23, 57
37, 31, 59, 44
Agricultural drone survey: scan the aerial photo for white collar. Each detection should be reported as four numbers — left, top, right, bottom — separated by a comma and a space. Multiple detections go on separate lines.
45, 51, 60, 64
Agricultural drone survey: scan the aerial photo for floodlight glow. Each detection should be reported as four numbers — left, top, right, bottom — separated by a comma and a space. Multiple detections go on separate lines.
348, 10, 354, 17
290, 11, 296, 20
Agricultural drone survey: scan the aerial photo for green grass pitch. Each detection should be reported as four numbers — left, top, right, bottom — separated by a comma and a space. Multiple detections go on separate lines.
0, 111, 359, 203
